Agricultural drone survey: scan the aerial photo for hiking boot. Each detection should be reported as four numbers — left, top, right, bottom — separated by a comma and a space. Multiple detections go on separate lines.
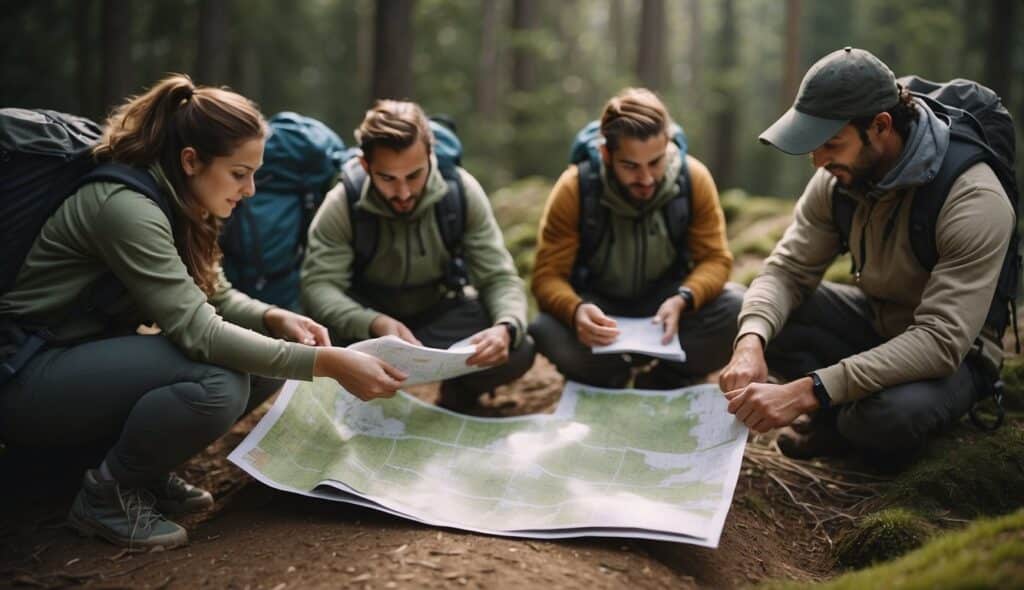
776, 415, 851, 460
149, 472, 214, 515
68, 470, 188, 549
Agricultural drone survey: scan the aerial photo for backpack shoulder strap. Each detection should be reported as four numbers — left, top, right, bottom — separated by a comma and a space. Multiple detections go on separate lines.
340, 159, 378, 277
78, 163, 173, 226
831, 185, 856, 254
909, 136, 991, 272
663, 160, 693, 273
435, 166, 469, 291
571, 159, 609, 289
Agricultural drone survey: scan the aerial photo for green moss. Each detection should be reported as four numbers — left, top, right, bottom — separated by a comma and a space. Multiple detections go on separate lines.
762, 508, 1024, 590
882, 426, 1024, 519
834, 508, 935, 569
1000, 356, 1024, 411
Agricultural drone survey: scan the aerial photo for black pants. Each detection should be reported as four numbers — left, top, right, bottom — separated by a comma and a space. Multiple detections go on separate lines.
339, 296, 537, 400
530, 283, 745, 388
0, 334, 282, 487
766, 281, 985, 454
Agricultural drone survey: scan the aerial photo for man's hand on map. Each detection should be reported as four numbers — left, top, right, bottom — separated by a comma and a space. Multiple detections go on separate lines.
313, 348, 407, 400
723, 378, 818, 433
653, 295, 685, 344
370, 314, 422, 346
466, 325, 510, 367
718, 333, 768, 392
264, 308, 332, 346
574, 303, 619, 346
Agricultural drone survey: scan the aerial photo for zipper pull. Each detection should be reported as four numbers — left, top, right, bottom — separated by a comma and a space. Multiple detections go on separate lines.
853, 271, 861, 284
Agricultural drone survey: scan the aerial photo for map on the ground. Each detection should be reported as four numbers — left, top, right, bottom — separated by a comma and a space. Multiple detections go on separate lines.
229, 379, 747, 547
348, 335, 485, 385
592, 315, 686, 362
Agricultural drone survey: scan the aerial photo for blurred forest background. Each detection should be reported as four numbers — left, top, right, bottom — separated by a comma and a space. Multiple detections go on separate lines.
2, 0, 1021, 200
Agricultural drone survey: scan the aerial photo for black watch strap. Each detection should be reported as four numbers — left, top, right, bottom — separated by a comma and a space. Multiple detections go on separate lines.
808, 372, 832, 410
501, 322, 517, 349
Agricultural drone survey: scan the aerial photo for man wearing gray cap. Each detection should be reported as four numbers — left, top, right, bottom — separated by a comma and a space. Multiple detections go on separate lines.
718, 47, 1015, 463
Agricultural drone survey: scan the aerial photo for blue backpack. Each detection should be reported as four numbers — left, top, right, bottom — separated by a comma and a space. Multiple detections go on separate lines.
220, 112, 348, 309
567, 120, 692, 290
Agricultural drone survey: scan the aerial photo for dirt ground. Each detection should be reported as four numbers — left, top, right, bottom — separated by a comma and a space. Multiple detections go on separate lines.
1, 356, 854, 589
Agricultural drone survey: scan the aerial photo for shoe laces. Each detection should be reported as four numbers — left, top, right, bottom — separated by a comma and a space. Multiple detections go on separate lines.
116, 486, 166, 547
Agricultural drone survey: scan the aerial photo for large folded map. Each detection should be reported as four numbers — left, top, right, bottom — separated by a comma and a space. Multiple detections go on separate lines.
229, 378, 747, 547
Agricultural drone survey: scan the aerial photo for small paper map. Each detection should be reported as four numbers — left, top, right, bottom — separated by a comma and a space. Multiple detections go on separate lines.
229, 379, 747, 547
348, 335, 485, 385
592, 316, 686, 362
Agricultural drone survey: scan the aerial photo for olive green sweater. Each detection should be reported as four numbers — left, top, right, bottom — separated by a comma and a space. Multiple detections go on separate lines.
0, 166, 316, 380
301, 156, 527, 344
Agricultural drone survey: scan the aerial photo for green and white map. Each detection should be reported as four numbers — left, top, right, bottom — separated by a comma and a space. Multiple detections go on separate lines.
230, 378, 747, 547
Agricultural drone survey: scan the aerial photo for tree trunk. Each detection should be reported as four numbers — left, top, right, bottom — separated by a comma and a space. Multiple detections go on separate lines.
511, 0, 538, 96
101, 0, 132, 115
610, 0, 626, 70
688, 0, 702, 109
76, 0, 96, 118
195, 0, 229, 85
635, 0, 666, 90
711, 0, 737, 189
371, 0, 416, 101
356, 0, 375, 107
984, 0, 1014, 104
782, 0, 801, 110
475, 0, 501, 117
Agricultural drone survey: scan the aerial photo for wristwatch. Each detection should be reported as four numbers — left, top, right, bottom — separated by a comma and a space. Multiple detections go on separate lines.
677, 286, 695, 312
500, 322, 517, 349
808, 372, 832, 410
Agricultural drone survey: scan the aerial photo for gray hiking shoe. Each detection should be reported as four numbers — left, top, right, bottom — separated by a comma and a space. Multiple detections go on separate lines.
149, 472, 214, 515
68, 470, 188, 549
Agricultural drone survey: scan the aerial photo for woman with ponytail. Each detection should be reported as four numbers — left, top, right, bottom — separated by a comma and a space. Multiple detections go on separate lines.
0, 75, 407, 549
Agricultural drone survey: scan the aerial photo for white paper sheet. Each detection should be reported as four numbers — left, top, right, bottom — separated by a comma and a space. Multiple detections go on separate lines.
592, 316, 686, 362
348, 335, 485, 385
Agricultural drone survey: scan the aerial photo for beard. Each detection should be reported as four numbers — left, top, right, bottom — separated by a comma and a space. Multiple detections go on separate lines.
826, 143, 882, 194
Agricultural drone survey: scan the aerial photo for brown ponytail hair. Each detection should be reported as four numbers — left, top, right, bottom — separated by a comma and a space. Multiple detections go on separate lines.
93, 74, 267, 296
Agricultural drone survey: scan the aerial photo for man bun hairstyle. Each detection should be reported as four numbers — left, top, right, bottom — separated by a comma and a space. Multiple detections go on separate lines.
599, 88, 671, 152
355, 100, 433, 161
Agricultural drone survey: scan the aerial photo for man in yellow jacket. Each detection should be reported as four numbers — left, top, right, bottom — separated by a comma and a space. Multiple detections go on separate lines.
530, 88, 742, 388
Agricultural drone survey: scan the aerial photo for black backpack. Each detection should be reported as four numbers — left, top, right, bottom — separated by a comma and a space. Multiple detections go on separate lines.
0, 108, 173, 299
568, 120, 692, 291
0, 108, 172, 384
338, 117, 470, 295
831, 77, 1020, 428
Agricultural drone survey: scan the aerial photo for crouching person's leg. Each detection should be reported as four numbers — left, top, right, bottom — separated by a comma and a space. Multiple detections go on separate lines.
411, 298, 536, 411
836, 361, 982, 468
0, 335, 255, 548
529, 312, 633, 388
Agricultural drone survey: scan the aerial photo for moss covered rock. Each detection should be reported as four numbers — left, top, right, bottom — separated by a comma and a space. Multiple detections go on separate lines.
764, 508, 1024, 590
834, 508, 935, 569
882, 426, 1024, 519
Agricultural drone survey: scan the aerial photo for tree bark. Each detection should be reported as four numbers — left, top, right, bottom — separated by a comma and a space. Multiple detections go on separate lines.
511, 0, 538, 95
371, 0, 416, 101
711, 0, 737, 189
101, 0, 132, 115
195, 0, 229, 85
984, 0, 1014, 104
76, 0, 96, 118
688, 0, 702, 109
635, 0, 666, 90
475, 0, 501, 117
782, 0, 801, 110
610, 0, 626, 70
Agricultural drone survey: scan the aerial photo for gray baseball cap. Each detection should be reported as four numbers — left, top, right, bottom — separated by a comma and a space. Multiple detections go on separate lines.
760, 47, 899, 154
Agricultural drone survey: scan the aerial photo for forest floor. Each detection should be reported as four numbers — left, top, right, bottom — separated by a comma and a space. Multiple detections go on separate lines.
0, 355, 868, 590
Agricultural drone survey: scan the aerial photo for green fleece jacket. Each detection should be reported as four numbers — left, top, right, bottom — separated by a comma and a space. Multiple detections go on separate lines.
0, 165, 316, 380
300, 156, 527, 344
